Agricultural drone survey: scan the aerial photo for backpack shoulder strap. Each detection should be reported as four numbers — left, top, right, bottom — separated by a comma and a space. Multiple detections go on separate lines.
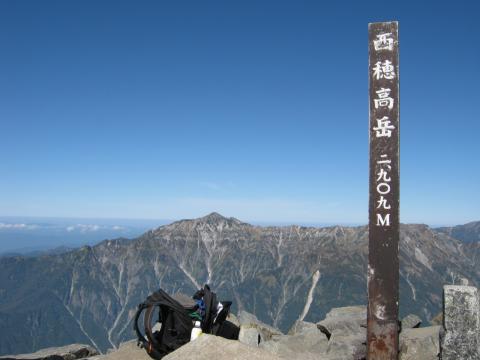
201, 285, 217, 333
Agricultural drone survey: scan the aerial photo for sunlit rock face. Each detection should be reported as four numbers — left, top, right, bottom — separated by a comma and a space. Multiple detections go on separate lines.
0, 213, 478, 355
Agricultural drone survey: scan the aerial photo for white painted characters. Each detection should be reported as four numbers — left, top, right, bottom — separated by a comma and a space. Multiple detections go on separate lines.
375, 154, 392, 227
370, 27, 397, 229
376, 196, 391, 210
373, 33, 394, 51
373, 116, 395, 137
373, 60, 395, 80
374, 88, 394, 110
376, 168, 391, 182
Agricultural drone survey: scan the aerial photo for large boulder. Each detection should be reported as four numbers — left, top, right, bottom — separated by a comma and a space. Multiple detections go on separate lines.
237, 311, 283, 345
441, 285, 480, 360
316, 306, 367, 338
163, 334, 281, 360
399, 326, 441, 360
287, 320, 318, 336
315, 306, 367, 359
260, 321, 328, 359
0, 344, 98, 360
323, 332, 366, 360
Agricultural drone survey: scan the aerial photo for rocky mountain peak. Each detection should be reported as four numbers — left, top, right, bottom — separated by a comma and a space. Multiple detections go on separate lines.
185, 212, 244, 228
201, 212, 229, 222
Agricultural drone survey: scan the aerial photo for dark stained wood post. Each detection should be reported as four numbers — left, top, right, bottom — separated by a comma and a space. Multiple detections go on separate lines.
367, 21, 400, 359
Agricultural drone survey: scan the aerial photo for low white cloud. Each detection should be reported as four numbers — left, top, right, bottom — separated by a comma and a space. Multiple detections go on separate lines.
65, 224, 126, 233
66, 224, 101, 233
0, 223, 39, 230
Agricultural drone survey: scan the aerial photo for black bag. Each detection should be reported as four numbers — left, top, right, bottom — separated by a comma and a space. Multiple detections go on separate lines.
134, 286, 239, 360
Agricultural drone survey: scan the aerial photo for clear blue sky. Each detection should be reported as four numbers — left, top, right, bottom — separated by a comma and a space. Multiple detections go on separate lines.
0, 0, 478, 225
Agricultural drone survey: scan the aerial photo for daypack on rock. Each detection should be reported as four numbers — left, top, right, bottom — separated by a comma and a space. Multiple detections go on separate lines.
134, 285, 239, 360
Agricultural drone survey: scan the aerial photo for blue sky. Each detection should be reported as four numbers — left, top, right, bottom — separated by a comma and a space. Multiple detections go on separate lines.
0, 0, 478, 225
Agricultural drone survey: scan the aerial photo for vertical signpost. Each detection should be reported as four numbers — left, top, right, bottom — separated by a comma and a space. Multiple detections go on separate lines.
367, 21, 400, 359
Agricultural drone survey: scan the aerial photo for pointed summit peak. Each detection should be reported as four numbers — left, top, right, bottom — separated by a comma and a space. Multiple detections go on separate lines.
197, 212, 245, 226
201, 212, 227, 221
158, 212, 247, 232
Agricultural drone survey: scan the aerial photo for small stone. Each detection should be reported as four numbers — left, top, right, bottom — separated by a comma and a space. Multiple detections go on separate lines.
237, 311, 282, 341
399, 326, 441, 360
239, 326, 262, 347
401, 314, 422, 329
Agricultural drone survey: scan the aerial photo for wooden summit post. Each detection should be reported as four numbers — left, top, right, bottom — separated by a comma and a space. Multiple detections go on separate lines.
367, 21, 400, 359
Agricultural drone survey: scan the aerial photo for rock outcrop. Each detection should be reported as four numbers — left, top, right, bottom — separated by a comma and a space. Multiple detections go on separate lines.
259, 320, 328, 359
0, 344, 98, 360
315, 306, 367, 359
163, 335, 281, 360
237, 310, 283, 346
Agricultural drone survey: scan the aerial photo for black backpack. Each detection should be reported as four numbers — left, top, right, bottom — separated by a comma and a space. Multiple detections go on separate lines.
134, 285, 239, 359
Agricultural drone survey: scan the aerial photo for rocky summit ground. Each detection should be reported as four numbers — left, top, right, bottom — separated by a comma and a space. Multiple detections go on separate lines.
0, 306, 442, 360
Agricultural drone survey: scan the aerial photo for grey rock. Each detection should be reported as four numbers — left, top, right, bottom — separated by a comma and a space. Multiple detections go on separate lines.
324, 331, 366, 360
259, 341, 318, 360
317, 306, 367, 338
238, 327, 261, 347
0, 344, 98, 360
430, 312, 443, 326
401, 314, 422, 329
259, 328, 328, 359
238, 311, 283, 341
287, 320, 318, 335
399, 326, 441, 360
441, 285, 480, 360
89, 341, 150, 360
314, 306, 367, 359
163, 334, 281, 360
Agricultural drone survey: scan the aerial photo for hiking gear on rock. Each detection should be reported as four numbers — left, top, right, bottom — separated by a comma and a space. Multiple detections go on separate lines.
134, 285, 239, 360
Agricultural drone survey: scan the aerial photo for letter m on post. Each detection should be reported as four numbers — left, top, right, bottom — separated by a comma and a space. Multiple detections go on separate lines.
376, 213, 390, 226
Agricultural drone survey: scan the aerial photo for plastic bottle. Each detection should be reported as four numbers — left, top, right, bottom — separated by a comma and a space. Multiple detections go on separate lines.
190, 321, 202, 341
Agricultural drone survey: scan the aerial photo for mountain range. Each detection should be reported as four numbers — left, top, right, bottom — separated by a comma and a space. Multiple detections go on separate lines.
0, 213, 478, 355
